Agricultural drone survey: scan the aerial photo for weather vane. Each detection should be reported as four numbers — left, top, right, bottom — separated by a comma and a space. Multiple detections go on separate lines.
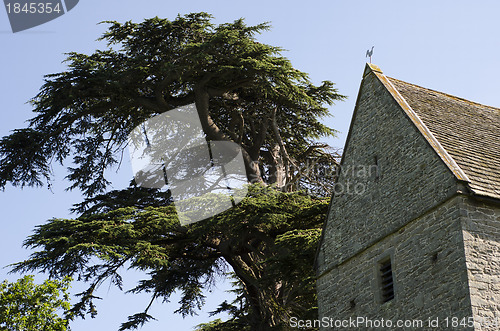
366, 46, 374, 63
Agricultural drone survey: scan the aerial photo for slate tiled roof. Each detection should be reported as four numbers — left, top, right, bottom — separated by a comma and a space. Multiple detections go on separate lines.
387, 76, 500, 200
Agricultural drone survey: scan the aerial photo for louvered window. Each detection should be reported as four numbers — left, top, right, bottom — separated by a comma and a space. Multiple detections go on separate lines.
379, 259, 394, 303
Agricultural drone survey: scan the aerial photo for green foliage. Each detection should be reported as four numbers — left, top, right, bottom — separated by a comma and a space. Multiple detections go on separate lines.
0, 275, 72, 331
0, 12, 344, 196
195, 318, 246, 331
0, 12, 343, 330
12, 185, 328, 330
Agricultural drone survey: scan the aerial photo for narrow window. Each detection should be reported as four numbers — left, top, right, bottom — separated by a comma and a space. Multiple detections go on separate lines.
379, 259, 394, 303
372, 155, 380, 179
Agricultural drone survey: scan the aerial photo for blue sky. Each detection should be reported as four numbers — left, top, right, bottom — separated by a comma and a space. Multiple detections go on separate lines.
1, 1, 500, 330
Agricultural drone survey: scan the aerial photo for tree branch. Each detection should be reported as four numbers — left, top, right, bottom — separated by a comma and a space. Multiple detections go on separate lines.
135, 97, 163, 112
206, 78, 253, 97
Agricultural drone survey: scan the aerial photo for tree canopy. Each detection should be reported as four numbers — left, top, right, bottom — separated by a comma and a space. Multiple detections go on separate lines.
0, 12, 343, 197
0, 275, 72, 331
13, 185, 328, 330
0, 13, 343, 330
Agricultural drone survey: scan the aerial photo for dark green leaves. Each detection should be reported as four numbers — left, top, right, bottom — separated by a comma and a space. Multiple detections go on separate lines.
11, 185, 328, 329
0, 13, 344, 196
2, 12, 344, 330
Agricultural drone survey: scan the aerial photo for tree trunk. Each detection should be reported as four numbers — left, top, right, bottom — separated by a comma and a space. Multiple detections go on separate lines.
194, 86, 263, 183
267, 143, 286, 188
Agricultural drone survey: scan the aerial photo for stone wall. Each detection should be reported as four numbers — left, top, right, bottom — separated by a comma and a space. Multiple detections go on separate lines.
316, 65, 472, 330
461, 197, 500, 330
315, 65, 500, 330
317, 195, 473, 330
317, 67, 459, 275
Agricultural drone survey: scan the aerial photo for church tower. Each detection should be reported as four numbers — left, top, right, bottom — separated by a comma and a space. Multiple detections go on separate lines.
316, 64, 500, 330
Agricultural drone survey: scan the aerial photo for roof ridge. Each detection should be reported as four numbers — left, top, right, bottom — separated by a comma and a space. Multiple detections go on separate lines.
387, 76, 500, 113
